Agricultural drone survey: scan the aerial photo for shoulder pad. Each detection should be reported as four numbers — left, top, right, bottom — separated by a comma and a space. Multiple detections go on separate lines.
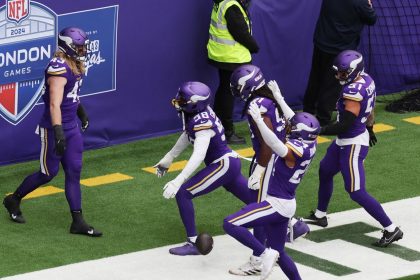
286, 139, 304, 158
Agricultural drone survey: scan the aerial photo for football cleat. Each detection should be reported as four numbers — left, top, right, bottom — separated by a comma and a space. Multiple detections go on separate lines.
305, 210, 328, 227
374, 227, 403, 247
229, 255, 262, 276
260, 248, 279, 280
169, 240, 201, 256
287, 218, 310, 242
3, 194, 25, 223
70, 220, 102, 237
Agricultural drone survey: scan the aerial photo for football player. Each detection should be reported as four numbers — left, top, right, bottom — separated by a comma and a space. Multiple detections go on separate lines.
3, 27, 102, 237
223, 94, 320, 280
154, 81, 252, 255
228, 65, 311, 276
306, 50, 403, 247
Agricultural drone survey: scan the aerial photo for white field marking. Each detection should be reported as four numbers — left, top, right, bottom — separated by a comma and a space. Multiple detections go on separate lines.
3, 197, 420, 280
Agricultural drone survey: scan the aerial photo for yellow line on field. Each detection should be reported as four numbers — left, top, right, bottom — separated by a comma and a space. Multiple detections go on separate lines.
403, 116, 420, 125
6, 186, 64, 200
236, 147, 254, 158
317, 136, 331, 144
80, 172, 133, 187
140, 121, 404, 174
142, 160, 188, 174
373, 123, 395, 133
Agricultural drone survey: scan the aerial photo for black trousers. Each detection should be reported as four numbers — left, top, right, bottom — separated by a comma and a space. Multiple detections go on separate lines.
213, 68, 235, 134
303, 46, 342, 126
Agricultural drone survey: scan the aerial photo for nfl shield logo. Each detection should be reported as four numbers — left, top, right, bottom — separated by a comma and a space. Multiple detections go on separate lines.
6, 0, 30, 23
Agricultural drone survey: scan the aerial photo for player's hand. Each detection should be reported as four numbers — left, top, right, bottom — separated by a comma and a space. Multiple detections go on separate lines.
367, 126, 377, 147
163, 177, 184, 199
153, 155, 173, 178
248, 164, 265, 190
77, 104, 89, 132
267, 80, 284, 103
81, 119, 89, 132
248, 101, 263, 124
53, 125, 66, 156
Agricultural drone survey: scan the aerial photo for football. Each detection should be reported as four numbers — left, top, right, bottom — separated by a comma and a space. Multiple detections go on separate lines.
196, 232, 214, 255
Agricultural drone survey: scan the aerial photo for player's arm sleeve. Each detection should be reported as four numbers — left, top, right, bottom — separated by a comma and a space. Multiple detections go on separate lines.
166, 132, 190, 160
320, 110, 357, 135
177, 129, 214, 180
254, 118, 288, 158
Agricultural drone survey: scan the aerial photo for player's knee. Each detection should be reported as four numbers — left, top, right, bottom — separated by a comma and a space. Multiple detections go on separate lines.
349, 189, 366, 202
175, 187, 192, 200
319, 162, 333, 178
63, 164, 82, 179
222, 218, 235, 233
39, 170, 57, 183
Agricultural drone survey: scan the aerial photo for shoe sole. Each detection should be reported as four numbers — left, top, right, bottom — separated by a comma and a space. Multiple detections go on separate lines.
228, 269, 261, 276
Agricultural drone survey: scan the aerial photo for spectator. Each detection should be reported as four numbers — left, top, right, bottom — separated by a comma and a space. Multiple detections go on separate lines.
207, 0, 259, 144
303, 0, 377, 126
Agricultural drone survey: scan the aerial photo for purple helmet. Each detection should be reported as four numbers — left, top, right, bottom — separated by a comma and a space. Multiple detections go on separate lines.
58, 27, 89, 61
230, 64, 265, 101
172, 81, 211, 114
332, 50, 364, 85
289, 112, 320, 141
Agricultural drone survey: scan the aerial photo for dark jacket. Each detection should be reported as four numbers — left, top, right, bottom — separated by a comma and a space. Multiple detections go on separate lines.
314, 0, 377, 54
209, 0, 259, 71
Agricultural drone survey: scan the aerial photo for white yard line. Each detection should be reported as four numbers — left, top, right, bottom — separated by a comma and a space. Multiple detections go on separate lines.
3, 197, 420, 280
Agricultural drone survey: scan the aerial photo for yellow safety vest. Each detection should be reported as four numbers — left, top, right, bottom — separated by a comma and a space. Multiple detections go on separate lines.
207, 0, 252, 63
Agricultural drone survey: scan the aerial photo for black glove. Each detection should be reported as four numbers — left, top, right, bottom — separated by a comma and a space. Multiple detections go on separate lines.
53, 125, 66, 156
366, 125, 377, 147
77, 103, 89, 132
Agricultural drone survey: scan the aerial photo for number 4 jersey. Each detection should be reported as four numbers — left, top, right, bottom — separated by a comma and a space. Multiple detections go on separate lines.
39, 57, 83, 129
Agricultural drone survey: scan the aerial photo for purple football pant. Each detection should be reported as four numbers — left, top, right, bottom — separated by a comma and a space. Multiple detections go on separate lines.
317, 141, 392, 227
175, 156, 252, 237
15, 126, 83, 211
224, 201, 301, 280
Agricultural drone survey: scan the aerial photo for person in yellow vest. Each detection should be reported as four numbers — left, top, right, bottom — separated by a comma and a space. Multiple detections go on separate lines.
207, 0, 259, 144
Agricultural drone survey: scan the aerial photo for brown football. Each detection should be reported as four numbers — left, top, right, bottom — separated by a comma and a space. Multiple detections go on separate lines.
196, 232, 214, 255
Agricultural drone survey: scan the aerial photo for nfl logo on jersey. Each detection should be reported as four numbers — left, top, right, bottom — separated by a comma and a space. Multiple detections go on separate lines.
6, 0, 30, 23
0, 0, 57, 125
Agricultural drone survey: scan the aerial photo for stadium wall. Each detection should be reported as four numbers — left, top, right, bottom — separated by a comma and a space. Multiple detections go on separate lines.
0, 0, 418, 165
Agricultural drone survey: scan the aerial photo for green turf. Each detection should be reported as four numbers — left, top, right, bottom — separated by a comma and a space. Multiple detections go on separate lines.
0, 96, 419, 277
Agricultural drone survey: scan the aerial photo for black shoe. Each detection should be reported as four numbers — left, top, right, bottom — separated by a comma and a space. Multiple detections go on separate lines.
3, 194, 25, 223
374, 227, 403, 247
70, 221, 103, 237
226, 133, 246, 145
305, 210, 328, 227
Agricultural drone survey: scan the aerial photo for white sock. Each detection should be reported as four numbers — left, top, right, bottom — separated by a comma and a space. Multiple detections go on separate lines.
315, 209, 327, 218
188, 236, 197, 243
384, 224, 396, 232
291, 217, 298, 226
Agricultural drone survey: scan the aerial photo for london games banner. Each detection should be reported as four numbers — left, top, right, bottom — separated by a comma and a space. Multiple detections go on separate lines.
0, 0, 118, 125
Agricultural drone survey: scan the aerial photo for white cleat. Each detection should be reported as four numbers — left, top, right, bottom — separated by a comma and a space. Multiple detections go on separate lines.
260, 248, 279, 280
229, 255, 262, 276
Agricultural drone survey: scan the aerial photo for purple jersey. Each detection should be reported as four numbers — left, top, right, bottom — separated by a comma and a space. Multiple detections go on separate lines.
337, 72, 376, 139
39, 57, 83, 129
247, 97, 286, 158
185, 106, 231, 165
267, 139, 317, 199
